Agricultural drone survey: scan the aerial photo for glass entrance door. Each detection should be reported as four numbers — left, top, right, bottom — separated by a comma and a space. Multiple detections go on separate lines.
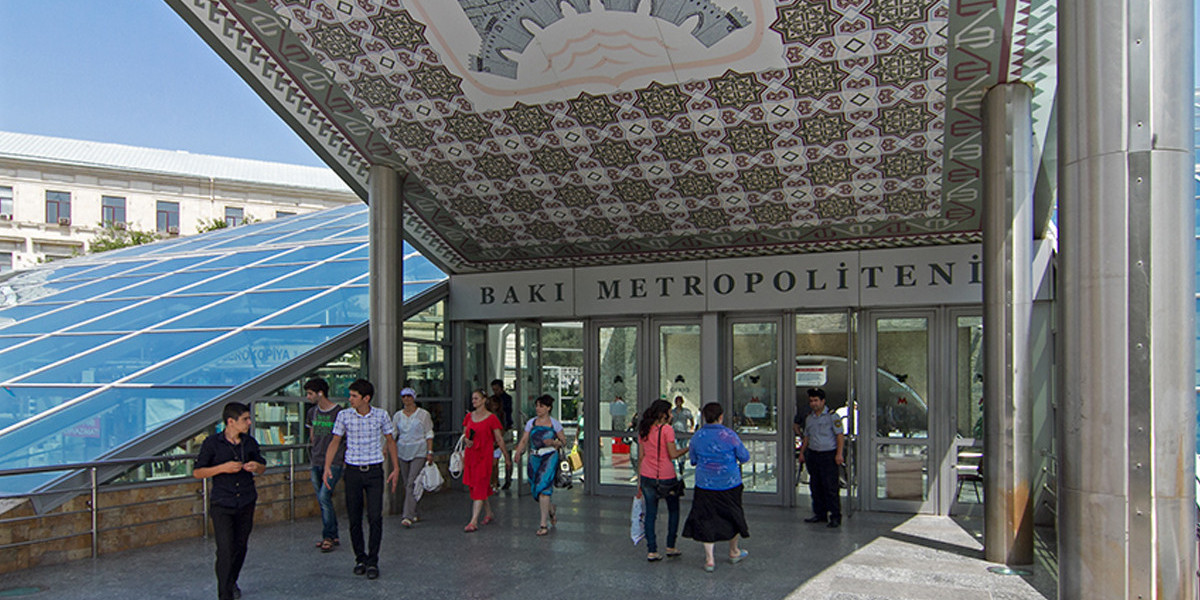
728, 317, 783, 502
653, 321, 701, 486
792, 312, 854, 510
863, 312, 936, 513
593, 322, 641, 490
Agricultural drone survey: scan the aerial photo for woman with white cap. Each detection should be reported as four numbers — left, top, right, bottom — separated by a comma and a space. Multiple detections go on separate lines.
392, 387, 434, 527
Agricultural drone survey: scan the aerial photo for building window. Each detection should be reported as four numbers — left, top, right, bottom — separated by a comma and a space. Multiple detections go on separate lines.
224, 206, 244, 227
0, 252, 11, 273
101, 196, 126, 226
0, 186, 12, 218
46, 190, 71, 224
275, 211, 295, 219
156, 201, 180, 233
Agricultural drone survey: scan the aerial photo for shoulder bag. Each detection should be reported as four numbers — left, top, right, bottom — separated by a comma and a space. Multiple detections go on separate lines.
655, 426, 685, 498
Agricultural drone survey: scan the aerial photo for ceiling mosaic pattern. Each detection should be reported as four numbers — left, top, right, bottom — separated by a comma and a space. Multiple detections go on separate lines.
171, 0, 1027, 273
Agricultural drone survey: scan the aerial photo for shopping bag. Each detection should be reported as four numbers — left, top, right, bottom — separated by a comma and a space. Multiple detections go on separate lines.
413, 461, 444, 503
630, 496, 645, 546
449, 436, 465, 479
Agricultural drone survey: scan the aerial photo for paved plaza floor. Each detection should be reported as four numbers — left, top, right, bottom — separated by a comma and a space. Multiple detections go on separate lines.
1, 487, 1055, 599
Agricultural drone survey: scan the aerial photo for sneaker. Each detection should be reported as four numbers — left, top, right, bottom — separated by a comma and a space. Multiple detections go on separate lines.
827, 519, 841, 528
366, 566, 379, 580
353, 563, 367, 575
803, 515, 827, 523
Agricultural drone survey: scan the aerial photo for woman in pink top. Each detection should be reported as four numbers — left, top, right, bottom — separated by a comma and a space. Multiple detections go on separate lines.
636, 399, 688, 561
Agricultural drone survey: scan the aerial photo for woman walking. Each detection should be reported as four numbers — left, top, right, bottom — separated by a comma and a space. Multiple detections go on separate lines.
392, 387, 434, 528
512, 394, 568, 536
682, 402, 751, 572
462, 389, 508, 532
636, 399, 688, 561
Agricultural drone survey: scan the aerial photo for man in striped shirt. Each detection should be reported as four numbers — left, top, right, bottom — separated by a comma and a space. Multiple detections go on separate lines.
322, 379, 399, 580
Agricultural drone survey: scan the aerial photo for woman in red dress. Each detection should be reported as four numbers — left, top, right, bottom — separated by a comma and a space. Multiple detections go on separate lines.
462, 389, 508, 532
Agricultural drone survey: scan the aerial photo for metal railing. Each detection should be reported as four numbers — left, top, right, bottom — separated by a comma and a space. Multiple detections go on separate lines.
0, 444, 307, 560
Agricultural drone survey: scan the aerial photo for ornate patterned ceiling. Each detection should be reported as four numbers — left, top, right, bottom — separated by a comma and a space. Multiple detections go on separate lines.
171, 0, 1042, 274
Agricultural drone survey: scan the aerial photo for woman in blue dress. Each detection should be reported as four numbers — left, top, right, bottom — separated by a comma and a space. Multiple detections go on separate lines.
513, 394, 568, 536
683, 402, 751, 572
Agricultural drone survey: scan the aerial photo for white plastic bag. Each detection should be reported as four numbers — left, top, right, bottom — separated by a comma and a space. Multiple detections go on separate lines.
449, 435, 465, 479
413, 462, 444, 502
630, 495, 645, 546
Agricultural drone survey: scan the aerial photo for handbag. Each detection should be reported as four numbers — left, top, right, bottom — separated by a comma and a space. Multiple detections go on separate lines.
448, 434, 465, 479
653, 426, 685, 498
554, 450, 573, 489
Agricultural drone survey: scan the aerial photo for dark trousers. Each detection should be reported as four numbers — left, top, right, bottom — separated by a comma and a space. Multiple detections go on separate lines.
805, 449, 841, 521
210, 502, 255, 600
639, 475, 680, 553
343, 464, 384, 567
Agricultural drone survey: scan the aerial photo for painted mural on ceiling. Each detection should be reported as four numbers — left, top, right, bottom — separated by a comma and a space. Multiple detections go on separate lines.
171, 0, 1036, 273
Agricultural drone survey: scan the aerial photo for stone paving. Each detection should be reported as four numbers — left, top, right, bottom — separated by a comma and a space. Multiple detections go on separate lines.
0, 487, 1055, 599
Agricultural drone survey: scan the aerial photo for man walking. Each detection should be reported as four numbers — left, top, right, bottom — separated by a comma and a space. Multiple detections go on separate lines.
323, 379, 399, 580
305, 377, 343, 552
194, 402, 265, 600
798, 388, 844, 528
490, 378, 514, 489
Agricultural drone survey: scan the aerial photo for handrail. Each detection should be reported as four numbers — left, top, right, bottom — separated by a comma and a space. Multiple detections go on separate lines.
0, 444, 308, 561
0, 444, 307, 481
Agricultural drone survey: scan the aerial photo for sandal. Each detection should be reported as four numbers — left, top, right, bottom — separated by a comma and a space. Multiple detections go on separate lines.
536, 526, 549, 536
665, 548, 682, 557
401, 518, 413, 528
704, 562, 715, 573
482, 515, 495, 525
464, 523, 478, 533
647, 552, 663, 562
729, 549, 749, 564
319, 538, 334, 553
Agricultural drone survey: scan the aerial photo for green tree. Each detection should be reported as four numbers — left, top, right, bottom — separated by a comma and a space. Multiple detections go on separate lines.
198, 214, 258, 233
89, 223, 161, 253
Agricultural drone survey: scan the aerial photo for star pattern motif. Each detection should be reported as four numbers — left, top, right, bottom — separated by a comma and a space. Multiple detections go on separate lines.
240, 0, 965, 271
369, 9, 426, 52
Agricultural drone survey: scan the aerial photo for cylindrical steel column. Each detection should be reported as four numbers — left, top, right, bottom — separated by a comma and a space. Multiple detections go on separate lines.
1059, 0, 1196, 597
369, 166, 404, 417
981, 82, 1035, 566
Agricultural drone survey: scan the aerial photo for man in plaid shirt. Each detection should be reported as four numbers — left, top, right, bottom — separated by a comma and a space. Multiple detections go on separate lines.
322, 379, 399, 580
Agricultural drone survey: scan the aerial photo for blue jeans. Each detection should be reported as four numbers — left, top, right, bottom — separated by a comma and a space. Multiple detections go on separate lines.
310, 465, 342, 540
640, 475, 680, 553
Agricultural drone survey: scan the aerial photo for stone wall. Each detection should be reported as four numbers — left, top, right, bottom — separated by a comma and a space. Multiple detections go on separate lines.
0, 472, 321, 575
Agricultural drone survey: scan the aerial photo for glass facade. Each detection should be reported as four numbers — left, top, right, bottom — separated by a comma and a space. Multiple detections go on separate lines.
0, 204, 445, 493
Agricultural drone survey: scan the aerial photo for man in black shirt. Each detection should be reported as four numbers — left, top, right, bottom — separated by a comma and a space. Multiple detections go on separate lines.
490, 379, 515, 489
194, 402, 265, 600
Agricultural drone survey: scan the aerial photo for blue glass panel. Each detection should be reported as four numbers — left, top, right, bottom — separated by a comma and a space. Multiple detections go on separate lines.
340, 246, 369, 260
180, 250, 278, 271
0, 303, 72, 325
259, 260, 368, 290
126, 255, 218, 275
165, 290, 312, 329
180, 265, 298, 295
131, 328, 346, 385
106, 270, 219, 299
37, 276, 156, 303
258, 287, 369, 327
0, 335, 121, 381
404, 282, 437, 300
202, 232, 291, 250
0, 386, 92, 429
42, 264, 114, 281
403, 258, 446, 282
21, 331, 223, 384
335, 225, 368, 238
258, 243, 361, 265
56, 260, 159, 282
1, 299, 141, 335
73, 295, 229, 333
0, 387, 221, 480
271, 226, 361, 245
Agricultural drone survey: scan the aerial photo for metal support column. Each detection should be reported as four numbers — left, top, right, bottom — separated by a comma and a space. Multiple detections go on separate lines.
981, 82, 1035, 566
1059, 0, 1195, 597
369, 166, 404, 513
